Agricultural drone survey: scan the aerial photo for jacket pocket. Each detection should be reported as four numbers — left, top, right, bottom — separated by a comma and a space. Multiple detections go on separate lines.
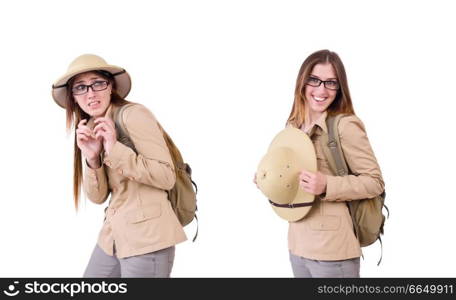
310, 215, 341, 231
314, 140, 331, 172
125, 203, 161, 224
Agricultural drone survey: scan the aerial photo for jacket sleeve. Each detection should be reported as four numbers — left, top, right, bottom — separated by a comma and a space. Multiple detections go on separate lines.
323, 115, 384, 202
102, 104, 176, 190
83, 162, 110, 204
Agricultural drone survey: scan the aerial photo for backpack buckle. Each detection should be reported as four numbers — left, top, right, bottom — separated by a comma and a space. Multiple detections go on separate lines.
337, 169, 347, 176
328, 141, 337, 148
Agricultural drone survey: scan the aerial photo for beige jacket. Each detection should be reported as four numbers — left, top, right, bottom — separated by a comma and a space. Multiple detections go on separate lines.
288, 112, 384, 261
83, 103, 187, 258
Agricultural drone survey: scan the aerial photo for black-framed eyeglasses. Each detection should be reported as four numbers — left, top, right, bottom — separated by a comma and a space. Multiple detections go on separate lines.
306, 77, 340, 90
72, 80, 110, 95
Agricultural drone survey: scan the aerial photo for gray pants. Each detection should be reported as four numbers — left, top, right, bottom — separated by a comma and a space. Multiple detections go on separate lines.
83, 245, 175, 278
289, 252, 360, 278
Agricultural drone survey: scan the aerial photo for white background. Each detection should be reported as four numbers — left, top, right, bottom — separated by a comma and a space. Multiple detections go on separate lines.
0, 0, 455, 277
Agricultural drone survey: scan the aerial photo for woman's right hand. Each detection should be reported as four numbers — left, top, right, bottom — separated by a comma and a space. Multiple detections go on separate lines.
76, 119, 103, 168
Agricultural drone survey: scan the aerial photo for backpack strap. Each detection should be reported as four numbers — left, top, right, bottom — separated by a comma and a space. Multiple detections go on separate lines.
114, 103, 136, 133
321, 114, 349, 176
192, 215, 199, 242
114, 103, 199, 241
321, 114, 362, 249
114, 103, 138, 153
377, 236, 383, 266
322, 114, 384, 265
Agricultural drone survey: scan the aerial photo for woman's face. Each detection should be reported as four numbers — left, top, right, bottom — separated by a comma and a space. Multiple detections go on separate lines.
72, 71, 112, 118
304, 63, 339, 117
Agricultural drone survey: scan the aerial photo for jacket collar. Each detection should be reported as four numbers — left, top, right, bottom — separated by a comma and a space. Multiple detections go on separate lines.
86, 103, 115, 129
300, 111, 328, 136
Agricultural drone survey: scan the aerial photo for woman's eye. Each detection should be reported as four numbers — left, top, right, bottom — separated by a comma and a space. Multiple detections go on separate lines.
74, 85, 86, 91
327, 81, 338, 87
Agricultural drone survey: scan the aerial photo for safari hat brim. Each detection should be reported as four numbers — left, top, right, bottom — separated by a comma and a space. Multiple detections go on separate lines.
51, 54, 131, 108
256, 126, 317, 222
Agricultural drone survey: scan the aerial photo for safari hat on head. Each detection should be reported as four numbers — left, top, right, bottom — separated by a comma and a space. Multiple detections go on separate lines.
52, 54, 132, 108
256, 126, 317, 222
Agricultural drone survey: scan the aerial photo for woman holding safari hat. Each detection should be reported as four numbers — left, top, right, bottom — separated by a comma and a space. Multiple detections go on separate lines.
256, 49, 384, 277
52, 54, 186, 277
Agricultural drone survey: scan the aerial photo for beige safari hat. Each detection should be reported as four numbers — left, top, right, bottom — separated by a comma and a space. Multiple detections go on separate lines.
256, 126, 317, 222
52, 54, 132, 108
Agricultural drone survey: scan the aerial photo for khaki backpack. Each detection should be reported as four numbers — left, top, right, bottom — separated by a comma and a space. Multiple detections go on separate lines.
114, 103, 198, 241
320, 114, 388, 264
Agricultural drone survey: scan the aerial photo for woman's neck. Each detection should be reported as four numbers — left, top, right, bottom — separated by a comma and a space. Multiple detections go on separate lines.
93, 104, 111, 119
304, 110, 323, 131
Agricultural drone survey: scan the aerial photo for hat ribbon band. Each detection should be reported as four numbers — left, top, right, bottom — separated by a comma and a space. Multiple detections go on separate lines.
52, 83, 68, 89
111, 69, 126, 77
52, 69, 127, 90
268, 199, 314, 208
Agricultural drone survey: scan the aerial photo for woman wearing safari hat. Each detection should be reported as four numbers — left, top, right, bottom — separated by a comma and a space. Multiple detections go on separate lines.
52, 54, 187, 277
255, 49, 384, 277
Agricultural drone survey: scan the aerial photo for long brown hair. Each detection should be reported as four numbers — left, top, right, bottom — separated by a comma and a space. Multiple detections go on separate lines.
65, 71, 130, 210
287, 49, 355, 128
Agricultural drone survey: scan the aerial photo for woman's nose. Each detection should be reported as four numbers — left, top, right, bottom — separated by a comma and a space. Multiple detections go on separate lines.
315, 83, 328, 95
87, 86, 96, 97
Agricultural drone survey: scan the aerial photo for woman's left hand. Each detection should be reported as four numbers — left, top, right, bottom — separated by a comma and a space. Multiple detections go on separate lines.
93, 117, 117, 155
299, 170, 327, 195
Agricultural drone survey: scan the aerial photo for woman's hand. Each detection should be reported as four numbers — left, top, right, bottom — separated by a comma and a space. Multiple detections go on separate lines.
299, 170, 327, 195
93, 116, 117, 155
76, 119, 102, 168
